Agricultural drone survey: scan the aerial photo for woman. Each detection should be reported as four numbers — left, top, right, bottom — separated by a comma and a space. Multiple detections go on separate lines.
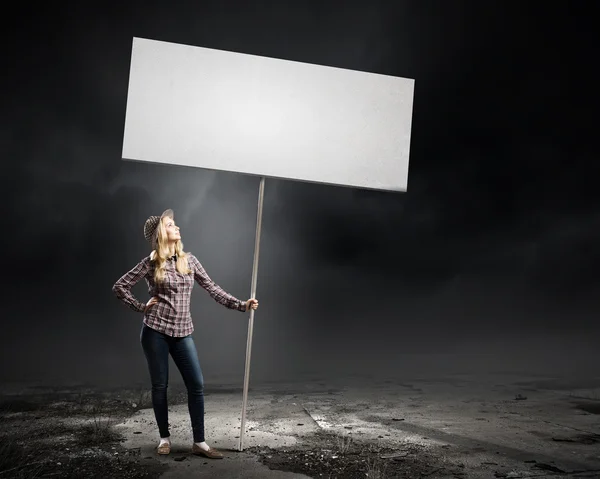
112, 209, 259, 459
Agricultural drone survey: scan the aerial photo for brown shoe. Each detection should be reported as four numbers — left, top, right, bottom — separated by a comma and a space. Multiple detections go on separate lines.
157, 442, 171, 455
192, 443, 224, 459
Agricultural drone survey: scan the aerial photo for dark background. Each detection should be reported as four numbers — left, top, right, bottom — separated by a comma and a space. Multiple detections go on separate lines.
3, 1, 598, 388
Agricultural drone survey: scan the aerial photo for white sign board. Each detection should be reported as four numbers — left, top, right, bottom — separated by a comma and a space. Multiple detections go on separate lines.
122, 37, 414, 192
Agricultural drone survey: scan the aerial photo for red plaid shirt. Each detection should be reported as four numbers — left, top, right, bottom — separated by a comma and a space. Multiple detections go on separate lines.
112, 253, 246, 337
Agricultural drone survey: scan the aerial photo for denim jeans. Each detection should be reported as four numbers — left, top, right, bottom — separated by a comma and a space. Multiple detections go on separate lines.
140, 324, 205, 442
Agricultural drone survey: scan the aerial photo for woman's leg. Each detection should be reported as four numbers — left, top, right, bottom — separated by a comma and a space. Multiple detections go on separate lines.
170, 335, 205, 443
140, 324, 171, 440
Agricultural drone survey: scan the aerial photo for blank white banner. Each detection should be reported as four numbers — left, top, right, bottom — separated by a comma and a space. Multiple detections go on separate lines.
123, 37, 414, 192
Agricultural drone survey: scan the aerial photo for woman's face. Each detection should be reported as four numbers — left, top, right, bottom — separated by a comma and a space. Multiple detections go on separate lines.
162, 216, 181, 243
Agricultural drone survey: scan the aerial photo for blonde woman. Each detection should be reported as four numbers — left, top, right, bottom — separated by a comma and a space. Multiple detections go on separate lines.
112, 209, 259, 458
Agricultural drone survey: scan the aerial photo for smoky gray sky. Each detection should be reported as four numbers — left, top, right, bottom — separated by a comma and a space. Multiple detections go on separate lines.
2, 1, 599, 387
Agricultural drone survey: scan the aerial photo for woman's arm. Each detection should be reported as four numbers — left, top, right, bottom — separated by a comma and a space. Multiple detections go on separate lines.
112, 257, 151, 313
189, 254, 247, 312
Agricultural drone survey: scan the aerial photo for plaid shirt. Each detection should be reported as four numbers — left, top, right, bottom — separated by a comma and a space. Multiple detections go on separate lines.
112, 253, 246, 337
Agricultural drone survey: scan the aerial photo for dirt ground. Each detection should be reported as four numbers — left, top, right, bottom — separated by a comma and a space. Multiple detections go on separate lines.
0, 384, 170, 478
1, 372, 600, 478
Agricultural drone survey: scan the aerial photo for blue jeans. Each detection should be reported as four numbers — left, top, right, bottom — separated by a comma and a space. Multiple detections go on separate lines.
140, 324, 205, 443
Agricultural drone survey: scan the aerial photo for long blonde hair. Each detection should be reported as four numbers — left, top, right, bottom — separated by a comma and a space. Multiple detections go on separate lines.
150, 215, 192, 283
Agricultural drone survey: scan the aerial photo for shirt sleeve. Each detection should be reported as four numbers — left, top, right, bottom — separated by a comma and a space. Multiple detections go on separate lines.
189, 254, 246, 312
112, 256, 151, 313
